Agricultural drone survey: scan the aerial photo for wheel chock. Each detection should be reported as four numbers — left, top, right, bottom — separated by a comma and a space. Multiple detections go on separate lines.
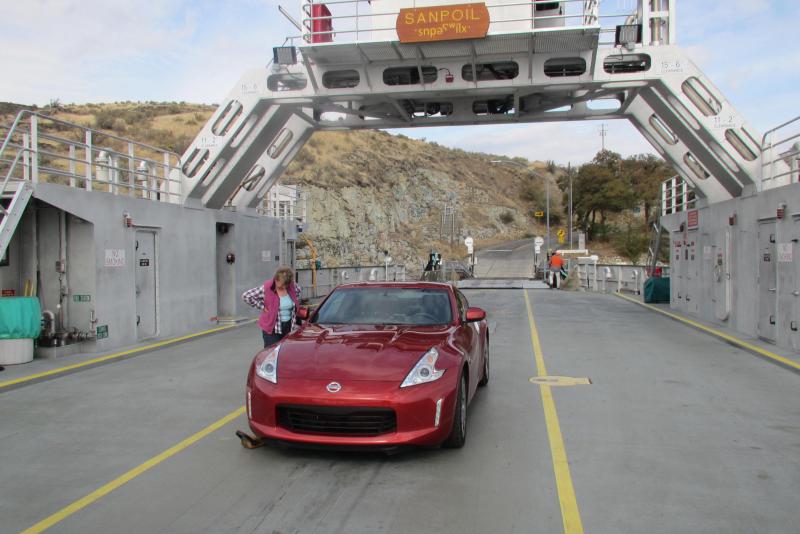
236, 430, 266, 449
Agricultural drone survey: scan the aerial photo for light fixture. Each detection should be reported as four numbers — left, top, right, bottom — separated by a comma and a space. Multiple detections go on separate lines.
273, 46, 298, 66
615, 24, 642, 49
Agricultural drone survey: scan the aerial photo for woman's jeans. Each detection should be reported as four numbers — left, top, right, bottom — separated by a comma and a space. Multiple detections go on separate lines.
262, 320, 292, 347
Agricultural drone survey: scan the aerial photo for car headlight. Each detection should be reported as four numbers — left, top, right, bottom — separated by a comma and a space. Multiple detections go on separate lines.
256, 344, 281, 384
401, 348, 445, 388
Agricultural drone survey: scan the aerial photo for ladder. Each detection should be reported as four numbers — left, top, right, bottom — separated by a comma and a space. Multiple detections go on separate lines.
645, 213, 663, 278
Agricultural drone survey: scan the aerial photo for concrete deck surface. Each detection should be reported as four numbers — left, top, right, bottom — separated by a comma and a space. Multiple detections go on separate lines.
1, 290, 798, 533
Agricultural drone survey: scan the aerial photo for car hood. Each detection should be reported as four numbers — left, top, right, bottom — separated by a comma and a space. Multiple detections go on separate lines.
277, 324, 452, 381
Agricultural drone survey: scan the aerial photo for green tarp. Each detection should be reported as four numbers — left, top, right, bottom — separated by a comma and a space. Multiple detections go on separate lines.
0, 297, 41, 339
644, 277, 670, 304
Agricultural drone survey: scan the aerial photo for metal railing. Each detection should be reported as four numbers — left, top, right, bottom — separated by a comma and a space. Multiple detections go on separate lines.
573, 260, 655, 294
299, 0, 636, 45
761, 114, 800, 187
260, 184, 308, 222
661, 175, 695, 216
0, 111, 183, 204
296, 264, 408, 299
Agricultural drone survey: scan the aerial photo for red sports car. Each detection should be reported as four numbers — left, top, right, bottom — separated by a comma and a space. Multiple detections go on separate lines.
245, 282, 489, 449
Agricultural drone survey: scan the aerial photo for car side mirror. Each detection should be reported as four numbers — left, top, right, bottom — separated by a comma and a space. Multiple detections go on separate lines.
297, 306, 309, 320
465, 307, 486, 322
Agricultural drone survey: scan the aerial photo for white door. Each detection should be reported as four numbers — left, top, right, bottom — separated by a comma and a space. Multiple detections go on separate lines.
135, 231, 158, 339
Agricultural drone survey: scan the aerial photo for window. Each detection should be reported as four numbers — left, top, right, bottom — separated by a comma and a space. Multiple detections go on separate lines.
313, 288, 453, 326
322, 70, 360, 89
383, 66, 437, 86
462, 62, 519, 82
544, 58, 586, 77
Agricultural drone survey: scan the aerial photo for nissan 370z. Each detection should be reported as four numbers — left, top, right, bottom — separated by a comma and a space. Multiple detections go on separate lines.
245, 282, 489, 450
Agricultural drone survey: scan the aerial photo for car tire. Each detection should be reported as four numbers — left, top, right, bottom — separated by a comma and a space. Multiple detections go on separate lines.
443, 373, 467, 449
478, 337, 489, 387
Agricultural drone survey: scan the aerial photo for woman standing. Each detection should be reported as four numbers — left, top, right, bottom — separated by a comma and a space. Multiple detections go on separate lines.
242, 266, 302, 347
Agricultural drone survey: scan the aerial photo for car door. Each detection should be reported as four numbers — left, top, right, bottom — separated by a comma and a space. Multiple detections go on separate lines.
454, 290, 479, 397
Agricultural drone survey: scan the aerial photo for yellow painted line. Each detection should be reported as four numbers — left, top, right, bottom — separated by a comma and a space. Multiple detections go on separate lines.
615, 293, 800, 372
529, 376, 592, 387
0, 321, 256, 391
523, 290, 585, 534
21, 406, 246, 534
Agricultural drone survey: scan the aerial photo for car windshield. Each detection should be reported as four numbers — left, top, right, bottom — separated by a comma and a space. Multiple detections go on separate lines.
312, 287, 453, 326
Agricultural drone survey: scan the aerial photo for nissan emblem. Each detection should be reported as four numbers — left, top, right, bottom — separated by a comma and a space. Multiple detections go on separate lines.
326, 382, 342, 393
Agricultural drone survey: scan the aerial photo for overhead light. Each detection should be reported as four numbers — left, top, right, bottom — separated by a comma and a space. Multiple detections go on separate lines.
273, 46, 298, 65
615, 24, 642, 49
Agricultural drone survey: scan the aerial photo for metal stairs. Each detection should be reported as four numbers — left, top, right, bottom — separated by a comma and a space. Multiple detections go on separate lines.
0, 180, 33, 260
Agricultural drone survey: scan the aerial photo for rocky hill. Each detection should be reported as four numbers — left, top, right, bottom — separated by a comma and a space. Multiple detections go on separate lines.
2, 102, 562, 272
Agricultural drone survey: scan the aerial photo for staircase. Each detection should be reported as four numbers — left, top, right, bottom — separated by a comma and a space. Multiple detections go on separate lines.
0, 181, 33, 260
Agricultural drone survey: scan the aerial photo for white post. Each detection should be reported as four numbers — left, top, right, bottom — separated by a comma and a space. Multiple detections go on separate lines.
30, 115, 39, 183
68, 145, 76, 188
84, 131, 93, 191
22, 133, 30, 181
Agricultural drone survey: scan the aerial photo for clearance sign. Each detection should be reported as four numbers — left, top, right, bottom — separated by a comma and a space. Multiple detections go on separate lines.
396, 3, 490, 43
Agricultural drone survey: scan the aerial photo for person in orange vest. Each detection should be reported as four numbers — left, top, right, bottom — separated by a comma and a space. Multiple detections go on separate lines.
548, 251, 565, 289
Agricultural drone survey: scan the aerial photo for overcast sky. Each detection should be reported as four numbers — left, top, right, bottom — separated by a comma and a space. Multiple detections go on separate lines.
1, 0, 797, 164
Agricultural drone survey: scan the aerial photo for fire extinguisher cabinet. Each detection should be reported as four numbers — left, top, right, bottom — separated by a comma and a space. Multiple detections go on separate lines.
310, 3, 333, 43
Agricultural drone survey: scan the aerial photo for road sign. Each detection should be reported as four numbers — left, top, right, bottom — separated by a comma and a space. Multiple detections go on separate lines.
534, 236, 544, 246
534, 211, 544, 217
534, 245, 542, 254
557, 228, 566, 237
467, 244, 474, 254
464, 236, 473, 247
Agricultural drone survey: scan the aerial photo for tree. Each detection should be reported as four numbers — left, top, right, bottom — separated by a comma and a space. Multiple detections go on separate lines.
559, 150, 636, 241
622, 154, 673, 223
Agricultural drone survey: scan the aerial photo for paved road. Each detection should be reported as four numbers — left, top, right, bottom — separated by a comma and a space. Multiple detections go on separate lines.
473, 237, 554, 278
1, 291, 798, 533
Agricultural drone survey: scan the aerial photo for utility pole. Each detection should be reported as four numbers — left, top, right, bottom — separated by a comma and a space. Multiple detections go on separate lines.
568, 162, 573, 249
599, 124, 608, 151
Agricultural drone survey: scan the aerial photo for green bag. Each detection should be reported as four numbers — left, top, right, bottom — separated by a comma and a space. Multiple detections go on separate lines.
0, 297, 42, 339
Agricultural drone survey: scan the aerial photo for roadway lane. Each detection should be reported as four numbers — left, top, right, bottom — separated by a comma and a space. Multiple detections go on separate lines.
0, 291, 560, 534
473, 237, 540, 278
2, 290, 798, 533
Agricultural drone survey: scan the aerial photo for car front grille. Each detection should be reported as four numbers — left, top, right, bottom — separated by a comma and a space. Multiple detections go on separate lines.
277, 405, 397, 436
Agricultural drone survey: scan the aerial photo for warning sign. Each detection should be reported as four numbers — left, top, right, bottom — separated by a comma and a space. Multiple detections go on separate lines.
687, 210, 699, 229
104, 249, 126, 268
778, 243, 793, 263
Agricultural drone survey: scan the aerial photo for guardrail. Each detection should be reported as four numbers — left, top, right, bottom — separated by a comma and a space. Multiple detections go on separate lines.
571, 260, 666, 294
0, 111, 183, 204
761, 114, 800, 187
296, 264, 408, 299
299, 0, 637, 45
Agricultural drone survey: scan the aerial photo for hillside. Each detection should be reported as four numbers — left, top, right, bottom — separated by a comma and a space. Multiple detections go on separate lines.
2, 102, 563, 272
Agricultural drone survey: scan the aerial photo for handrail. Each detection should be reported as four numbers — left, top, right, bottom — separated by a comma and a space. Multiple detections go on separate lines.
0, 110, 184, 203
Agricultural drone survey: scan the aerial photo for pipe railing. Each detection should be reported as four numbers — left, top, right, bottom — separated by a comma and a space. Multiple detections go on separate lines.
0, 111, 183, 204
299, 0, 636, 45
761, 114, 800, 186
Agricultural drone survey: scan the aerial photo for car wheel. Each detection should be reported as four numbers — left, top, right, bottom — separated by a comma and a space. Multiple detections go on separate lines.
443, 372, 467, 448
478, 337, 489, 387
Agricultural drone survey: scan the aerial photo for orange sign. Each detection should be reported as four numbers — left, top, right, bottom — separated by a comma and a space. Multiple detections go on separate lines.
397, 3, 490, 43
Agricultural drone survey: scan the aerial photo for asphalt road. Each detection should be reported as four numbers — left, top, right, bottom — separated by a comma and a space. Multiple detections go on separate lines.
1, 290, 798, 533
473, 237, 557, 278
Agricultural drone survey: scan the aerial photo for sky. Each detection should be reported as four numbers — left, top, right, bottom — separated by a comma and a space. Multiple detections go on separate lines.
1, 0, 797, 165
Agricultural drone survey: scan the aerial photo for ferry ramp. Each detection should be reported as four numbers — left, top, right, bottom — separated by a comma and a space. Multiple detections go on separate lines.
1, 290, 798, 534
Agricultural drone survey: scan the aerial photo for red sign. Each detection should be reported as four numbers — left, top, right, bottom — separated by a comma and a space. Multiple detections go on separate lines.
397, 3, 490, 43
1, 289, 15, 297
687, 209, 699, 229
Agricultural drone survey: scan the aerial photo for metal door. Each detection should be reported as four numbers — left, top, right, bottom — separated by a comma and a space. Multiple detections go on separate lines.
757, 221, 777, 342
791, 218, 800, 350
685, 230, 699, 315
671, 232, 684, 309
135, 231, 158, 339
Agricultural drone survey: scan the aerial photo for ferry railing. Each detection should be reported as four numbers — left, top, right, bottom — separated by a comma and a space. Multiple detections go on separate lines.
761, 114, 800, 188
661, 175, 695, 217
258, 184, 308, 223
574, 260, 652, 294
296, 264, 407, 299
0, 111, 183, 204
299, 0, 637, 46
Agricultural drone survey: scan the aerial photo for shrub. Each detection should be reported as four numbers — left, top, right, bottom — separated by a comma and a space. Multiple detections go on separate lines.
499, 211, 515, 225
